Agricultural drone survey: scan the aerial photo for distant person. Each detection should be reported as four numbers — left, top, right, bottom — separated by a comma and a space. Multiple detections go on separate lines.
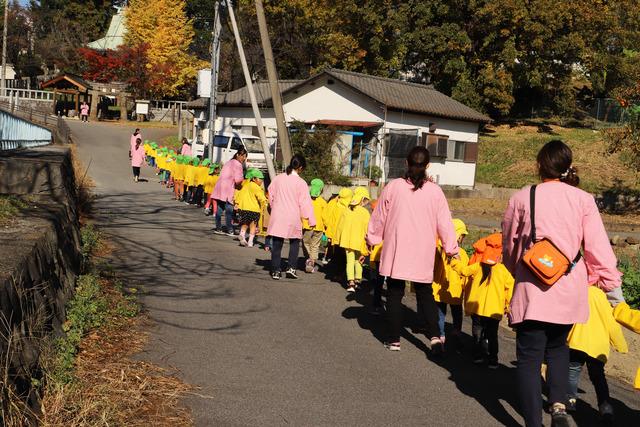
130, 128, 141, 152
212, 148, 247, 236
366, 146, 458, 353
502, 140, 621, 427
267, 154, 315, 280
180, 138, 192, 156
129, 137, 145, 182
80, 101, 90, 122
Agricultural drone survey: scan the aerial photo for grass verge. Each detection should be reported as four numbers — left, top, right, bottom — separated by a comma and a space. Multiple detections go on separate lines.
38, 224, 193, 426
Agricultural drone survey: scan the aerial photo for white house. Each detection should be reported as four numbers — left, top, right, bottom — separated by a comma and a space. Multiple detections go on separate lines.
187, 69, 491, 188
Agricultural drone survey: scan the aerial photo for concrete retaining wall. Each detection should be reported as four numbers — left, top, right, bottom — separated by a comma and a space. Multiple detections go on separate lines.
0, 146, 81, 418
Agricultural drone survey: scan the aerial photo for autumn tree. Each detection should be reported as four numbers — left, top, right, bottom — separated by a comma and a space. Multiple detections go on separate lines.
125, 0, 206, 98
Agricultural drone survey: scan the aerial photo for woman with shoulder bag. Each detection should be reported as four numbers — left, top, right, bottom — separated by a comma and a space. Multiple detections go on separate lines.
502, 140, 622, 427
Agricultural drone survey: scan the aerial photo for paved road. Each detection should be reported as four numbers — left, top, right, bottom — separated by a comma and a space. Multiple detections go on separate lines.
70, 121, 639, 426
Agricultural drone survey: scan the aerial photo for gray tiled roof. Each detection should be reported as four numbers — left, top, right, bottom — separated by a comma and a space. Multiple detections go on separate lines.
320, 69, 491, 123
187, 70, 490, 123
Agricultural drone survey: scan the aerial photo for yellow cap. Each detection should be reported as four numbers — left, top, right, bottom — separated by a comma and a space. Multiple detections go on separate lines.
338, 188, 353, 207
452, 218, 468, 239
350, 186, 371, 205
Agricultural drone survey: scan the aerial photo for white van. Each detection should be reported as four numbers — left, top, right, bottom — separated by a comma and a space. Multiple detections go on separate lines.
193, 131, 273, 171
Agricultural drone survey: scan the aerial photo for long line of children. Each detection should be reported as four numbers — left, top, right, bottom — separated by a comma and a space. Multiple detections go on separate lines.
141, 140, 639, 422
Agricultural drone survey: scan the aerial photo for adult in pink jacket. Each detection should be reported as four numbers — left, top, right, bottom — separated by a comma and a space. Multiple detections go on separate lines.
367, 146, 458, 353
212, 148, 247, 235
501, 140, 621, 427
129, 137, 145, 182
267, 154, 315, 280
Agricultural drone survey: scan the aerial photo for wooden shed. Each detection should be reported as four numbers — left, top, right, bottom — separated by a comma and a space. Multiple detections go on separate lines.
41, 73, 92, 116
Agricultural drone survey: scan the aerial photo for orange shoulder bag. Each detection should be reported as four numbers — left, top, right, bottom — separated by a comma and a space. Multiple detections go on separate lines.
521, 185, 582, 286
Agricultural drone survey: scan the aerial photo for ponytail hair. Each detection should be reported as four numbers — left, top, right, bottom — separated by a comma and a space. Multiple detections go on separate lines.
233, 147, 248, 160
480, 263, 493, 285
404, 146, 430, 191
537, 140, 580, 187
286, 154, 306, 175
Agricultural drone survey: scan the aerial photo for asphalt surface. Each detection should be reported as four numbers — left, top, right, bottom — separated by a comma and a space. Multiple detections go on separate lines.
70, 121, 640, 426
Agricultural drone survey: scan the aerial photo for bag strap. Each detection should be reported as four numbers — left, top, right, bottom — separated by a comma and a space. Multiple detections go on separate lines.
529, 185, 537, 243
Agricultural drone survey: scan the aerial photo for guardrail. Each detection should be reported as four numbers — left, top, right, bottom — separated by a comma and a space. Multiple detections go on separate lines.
0, 88, 55, 101
0, 99, 71, 145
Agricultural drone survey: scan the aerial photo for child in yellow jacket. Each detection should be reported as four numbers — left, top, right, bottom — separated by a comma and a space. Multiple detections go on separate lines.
302, 179, 327, 273
204, 163, 220, 215
235, 168, 267, 247
613, 300, 640, 390
566, 285, 628, 419
336, 187, 370, 293
432, 219, 469, 346
323, 188, 352, 280
452, 233, 514, 368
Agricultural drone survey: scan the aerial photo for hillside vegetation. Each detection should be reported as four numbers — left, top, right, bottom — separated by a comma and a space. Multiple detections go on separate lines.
477, 124, 639, 193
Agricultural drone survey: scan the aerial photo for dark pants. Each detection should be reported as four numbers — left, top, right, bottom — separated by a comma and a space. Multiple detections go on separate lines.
371, 263, 384, 308
568, 349, 609, 405
81, 114, 88, 122
271, 237, 300, 272
215, 199, 234, 231
192, 185, 204, 205
438, 302, 463, 335
516, 320, 572, 427
472, 315, 500, 363
386, 278, 439, 343
132, 166, 140, 178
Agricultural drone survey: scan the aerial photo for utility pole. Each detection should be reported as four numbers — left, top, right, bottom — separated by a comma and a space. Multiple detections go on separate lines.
254, 0, 292, 166
1, 0, 9, 98
207, 0, 222, 161
226, 0, 276, 181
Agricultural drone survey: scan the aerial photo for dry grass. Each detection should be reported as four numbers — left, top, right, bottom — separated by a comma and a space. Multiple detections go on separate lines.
478, 124, 639, 193
40, 279, 194, 427
68, 145, 96, 218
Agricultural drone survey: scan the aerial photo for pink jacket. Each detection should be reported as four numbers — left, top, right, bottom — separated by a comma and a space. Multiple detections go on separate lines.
366, 178, 458, 283
211, 158, 244, 202
502, 181, 621, 325
131, 144, 145, 167
181, 143, 192, 156
267, 172, 316, 239
80, 104, 89, 115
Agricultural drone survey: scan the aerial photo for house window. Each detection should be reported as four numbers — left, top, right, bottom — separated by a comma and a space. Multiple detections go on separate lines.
423, 132, 448, 158
447, 140, 466, 161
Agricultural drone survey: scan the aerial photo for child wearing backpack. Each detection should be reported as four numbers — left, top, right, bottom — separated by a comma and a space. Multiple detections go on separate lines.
432, 219, 469, 347
452, 233, 514, 368
235, 168, 268, 247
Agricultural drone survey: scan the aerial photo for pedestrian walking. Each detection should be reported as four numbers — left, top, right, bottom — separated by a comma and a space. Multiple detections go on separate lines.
235, 168, 267, 247
366, 146, 459, 353
180, 137, 192, 156
80, 101, 90, 122
267, 154, 315, 280
212, 148, 247, 236
129, 137, 145, 182
501, 140, 622, 427
302, 178, 327, 273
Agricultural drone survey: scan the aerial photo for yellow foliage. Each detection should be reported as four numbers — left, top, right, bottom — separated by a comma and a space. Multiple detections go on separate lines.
125, 0, 206, 97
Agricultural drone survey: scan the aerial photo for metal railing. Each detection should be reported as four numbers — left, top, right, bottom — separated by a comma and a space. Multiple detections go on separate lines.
149, 99, 188, 110
0, 88, 55, 102
0, 99, 71, 145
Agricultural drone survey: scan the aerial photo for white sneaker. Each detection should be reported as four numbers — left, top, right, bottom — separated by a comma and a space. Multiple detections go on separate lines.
239, 236, 248, 246
384, 342, 401, 351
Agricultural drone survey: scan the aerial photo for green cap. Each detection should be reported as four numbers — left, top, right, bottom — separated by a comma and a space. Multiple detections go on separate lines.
192, 157, 200, 166
245, 168, 264, 180
309, 178, 324, 197
202, 159, 211, 167
151, 142, 158, 149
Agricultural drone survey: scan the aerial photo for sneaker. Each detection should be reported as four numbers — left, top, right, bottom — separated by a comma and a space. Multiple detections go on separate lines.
384, 342, 401, 351
271, 271, 281, 280
598, 401, 614, 423
566, 398, 577, 413
225, 230, 235, 237
346, 285, 356, 293
550, 403, 571, 427
285, 268, 298, 279
321, 258, 329, 266
247, 242, 254, 248
239, 237, 248, 246
488, 360, 499, 370
213, 229, 225, 235
430, 337, 444, 356
204, 208, 212, 216
473, 357, 485, 365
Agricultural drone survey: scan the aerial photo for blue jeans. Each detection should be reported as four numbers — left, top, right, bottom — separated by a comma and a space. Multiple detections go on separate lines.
215, 199, 234, 232
437, 303, 463, 336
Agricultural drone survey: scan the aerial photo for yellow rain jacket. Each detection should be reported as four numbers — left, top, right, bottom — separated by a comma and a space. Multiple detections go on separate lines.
433, 247, 469, 305
613, 301, 640, 389
336, 205, 370, 255
173, 162, 185, 181
184, 164, 198, 186
195, 165, 209, 187
203, 174, 219, 194
567, 286, 628, 363
324, 189, 352, 242
235, 180, 267, 213
322, 197, 339, 240
303, 196, 327, 231
370, 242, 383, 262
451, 261, 514, 320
